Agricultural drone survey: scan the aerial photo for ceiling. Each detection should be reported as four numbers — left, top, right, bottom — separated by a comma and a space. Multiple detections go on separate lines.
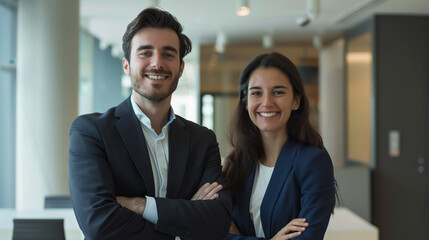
80, 0, 429, 58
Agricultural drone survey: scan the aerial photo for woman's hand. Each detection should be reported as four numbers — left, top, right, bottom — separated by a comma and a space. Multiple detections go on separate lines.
270, 218, 308, 240
191, 182, 223, 200
229, 220, 241, 235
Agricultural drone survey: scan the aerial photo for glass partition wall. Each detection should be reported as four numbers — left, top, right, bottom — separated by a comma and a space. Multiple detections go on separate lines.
345, 32, 374, 167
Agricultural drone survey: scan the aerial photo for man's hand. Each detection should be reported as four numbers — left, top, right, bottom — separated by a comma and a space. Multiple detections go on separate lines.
116, 196, 147, 215
191, 182, 223, 200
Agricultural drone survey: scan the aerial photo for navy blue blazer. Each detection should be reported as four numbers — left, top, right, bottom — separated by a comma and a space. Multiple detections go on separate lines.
68, 97, 231, 240
225, 139, 335, 240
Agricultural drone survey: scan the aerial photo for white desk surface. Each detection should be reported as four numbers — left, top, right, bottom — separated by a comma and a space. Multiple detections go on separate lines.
0, 207, 377, 240
325, 207, 379, 240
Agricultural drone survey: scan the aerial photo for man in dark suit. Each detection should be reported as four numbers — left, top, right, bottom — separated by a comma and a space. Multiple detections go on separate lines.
68, 8, 231, 240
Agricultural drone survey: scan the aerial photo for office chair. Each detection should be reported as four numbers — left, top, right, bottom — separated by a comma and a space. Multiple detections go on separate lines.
44, 195, 72, 208
12, 218, 65, 240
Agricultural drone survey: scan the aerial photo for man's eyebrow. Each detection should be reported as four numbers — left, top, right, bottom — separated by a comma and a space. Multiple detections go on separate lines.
136, 45, 153, 51
163, 46, 178, 53
136, 45, 178, 54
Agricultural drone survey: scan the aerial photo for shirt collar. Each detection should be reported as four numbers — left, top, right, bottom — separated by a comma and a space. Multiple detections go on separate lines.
130, 97, 175, 130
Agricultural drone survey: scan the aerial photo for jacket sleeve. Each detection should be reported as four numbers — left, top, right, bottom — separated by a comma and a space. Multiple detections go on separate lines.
294, 150, 336, 240
154, 130, 232, 240
223, 234, 261, 240
68, 116, 172, 240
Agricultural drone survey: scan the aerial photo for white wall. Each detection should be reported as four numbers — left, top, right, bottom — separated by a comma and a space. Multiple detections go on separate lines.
319, 39, 345, 168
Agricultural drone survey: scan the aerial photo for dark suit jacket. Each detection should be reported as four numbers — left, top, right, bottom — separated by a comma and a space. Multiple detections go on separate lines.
68, 97, 232, 240
225, 139, 335, 240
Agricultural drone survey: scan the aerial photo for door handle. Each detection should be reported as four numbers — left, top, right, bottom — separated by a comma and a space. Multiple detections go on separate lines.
418, 157, 425, 173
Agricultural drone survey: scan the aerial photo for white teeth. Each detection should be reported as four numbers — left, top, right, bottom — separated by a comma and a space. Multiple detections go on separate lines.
260, 112, 277, 117
147, 75, 166, 80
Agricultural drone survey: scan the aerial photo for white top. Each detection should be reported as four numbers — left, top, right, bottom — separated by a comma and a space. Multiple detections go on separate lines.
130, 97, 175, 224
249, 161, 274, 238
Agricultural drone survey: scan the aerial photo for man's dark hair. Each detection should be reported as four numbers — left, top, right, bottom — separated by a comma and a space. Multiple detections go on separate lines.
122, 8, 192, 63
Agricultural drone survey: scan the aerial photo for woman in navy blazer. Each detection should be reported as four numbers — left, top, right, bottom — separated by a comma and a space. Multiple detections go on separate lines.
223, 52, 336, 240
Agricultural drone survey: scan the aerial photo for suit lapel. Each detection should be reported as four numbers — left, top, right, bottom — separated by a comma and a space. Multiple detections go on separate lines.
166, 117, 189, 198
115, 98, 156, 196
261, 139, 298, 238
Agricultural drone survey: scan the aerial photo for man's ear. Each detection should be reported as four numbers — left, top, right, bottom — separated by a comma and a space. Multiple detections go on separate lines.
178, 61, 185, 78
123, 58, 130, 75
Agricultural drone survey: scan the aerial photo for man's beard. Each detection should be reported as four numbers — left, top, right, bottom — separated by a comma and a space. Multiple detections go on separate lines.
132, 68, 179, 102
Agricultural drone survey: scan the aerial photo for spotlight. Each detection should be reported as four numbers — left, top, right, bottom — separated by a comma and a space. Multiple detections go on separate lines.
296, 14, 311, 27
312, 35, 322, 49
236, 0, 250, 16
216, 32, 227, 54
296, 0, 320, 27
262, 34, 273, 49
150, 0, 159, 6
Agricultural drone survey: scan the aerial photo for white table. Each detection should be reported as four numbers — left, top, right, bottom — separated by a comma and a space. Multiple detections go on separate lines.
325, 207, 379, 240
0, 207, 378, 240
0, 208, 83, 240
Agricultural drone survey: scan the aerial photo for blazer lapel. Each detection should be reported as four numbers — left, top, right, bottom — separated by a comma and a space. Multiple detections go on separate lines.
166, 117, 189, 198
115, 98, 156, 196
241, 166, 257, 236
261, 139, 298, 238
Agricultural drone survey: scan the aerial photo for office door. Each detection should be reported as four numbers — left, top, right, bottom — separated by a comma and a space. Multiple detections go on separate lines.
372, 15, 429, 240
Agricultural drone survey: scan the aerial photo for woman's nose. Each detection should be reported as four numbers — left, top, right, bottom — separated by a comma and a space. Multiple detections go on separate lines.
261, 94, 273, 106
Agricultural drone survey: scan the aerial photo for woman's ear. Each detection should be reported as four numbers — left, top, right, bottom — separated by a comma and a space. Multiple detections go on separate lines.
293, 95, 301, 110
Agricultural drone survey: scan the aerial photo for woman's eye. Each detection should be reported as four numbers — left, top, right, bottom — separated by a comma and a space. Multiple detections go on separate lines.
250, 91, 261, 96
273, 91, 285, 95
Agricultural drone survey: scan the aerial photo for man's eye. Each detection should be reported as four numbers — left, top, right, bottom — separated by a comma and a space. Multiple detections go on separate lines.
165, 53, 175, 58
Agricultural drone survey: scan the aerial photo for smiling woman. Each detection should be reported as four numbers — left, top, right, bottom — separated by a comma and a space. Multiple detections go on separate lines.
223, 52, 337, 240
246, 67, 300, 137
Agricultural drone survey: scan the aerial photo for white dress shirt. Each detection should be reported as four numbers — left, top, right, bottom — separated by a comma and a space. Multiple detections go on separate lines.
130, 97, 174, 224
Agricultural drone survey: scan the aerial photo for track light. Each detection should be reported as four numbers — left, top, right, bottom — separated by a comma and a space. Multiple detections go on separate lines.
151, 0, 160, 7
262, 34, 273, 49
312, 35, 322, 49
296, 14, 311, 27
236, 0, 250, 16
295, 0, 320, 27
216, 32, 227, 54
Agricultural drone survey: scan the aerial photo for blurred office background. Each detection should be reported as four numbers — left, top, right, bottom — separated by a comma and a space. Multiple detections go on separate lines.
0, 0, 428, 239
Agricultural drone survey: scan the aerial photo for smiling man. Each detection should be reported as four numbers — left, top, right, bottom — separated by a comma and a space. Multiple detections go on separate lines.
68, 8, 231, 240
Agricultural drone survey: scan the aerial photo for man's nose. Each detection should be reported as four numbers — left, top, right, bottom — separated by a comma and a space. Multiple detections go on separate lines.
151, 52, 163, 68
